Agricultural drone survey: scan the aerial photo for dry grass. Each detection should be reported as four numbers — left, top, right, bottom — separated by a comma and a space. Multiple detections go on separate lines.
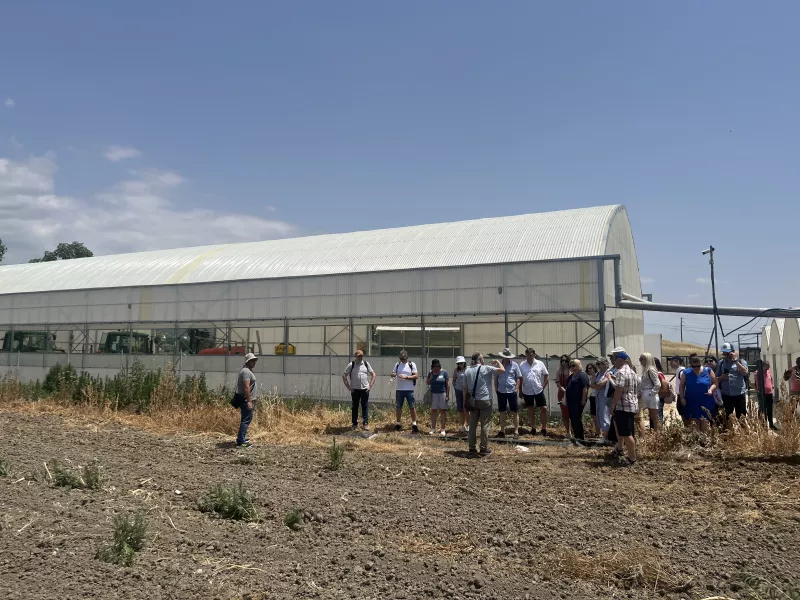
717, 401, 800, 458
552, 545, 684, 592
662, 339, 708, 358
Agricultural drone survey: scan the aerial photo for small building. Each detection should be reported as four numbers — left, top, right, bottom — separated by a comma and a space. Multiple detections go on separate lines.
0, 204, 644, 403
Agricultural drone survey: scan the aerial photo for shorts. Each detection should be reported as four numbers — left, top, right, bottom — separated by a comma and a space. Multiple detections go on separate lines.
614, 410, 636, 437
454, 389, 465, 412
395, 390, 416, 410
589, 396, 596, 416
497, 392, 519, 412
430, 392, 447, 410
722, 393, 747, 418
641, 390, 660, 410
523, 392, 547, 408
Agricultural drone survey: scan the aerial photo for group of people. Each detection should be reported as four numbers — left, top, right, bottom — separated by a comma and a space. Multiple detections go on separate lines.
232, 341, 798, 453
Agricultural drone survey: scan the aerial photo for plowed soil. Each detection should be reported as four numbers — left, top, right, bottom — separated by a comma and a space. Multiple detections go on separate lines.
2, 410, 800, 600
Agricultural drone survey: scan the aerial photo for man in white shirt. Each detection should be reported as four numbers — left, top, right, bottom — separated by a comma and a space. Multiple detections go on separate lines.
518, 348, 550, 436
342, 349, 376, 431
391, 350, 419, 432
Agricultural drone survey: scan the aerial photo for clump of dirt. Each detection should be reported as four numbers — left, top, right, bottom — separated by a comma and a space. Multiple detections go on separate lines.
1, 410, 800, 600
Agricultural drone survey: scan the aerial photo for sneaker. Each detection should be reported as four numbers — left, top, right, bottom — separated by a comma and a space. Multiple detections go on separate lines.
496, 431, 506, 438
394, 423, 401, 432
440, 429, 446, 436
529, 428, 537, 436
468, 447, 478, 455
428, 429, 436, 435
460, 425, 469, 433
411, 423, 419, 433
362, 424, 370, 431
541, 428, 548, 437
513, 430, 520, 439
352, 424, 358, 431
479, 448, 492, 456
236, 440, 252, 448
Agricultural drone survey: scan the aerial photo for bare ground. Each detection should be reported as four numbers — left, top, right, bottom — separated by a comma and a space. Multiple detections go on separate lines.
1, 410, 800, 600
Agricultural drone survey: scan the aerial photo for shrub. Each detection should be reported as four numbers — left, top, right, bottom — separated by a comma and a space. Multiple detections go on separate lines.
283, 507, 303, 531
82, 461, 104, 490
198, 482, 259, 521
96, 512, 147, 566
52, 461, 84, 489
327, 438, 345, 471
43, 363, 78, 395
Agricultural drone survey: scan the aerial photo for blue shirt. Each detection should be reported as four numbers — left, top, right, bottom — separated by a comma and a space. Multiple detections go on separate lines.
715, 358, 748, 396
428, 369, 449, 394
497, 361, 522, 394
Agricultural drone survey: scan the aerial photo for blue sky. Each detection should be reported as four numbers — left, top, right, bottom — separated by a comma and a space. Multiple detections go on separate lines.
1, 1, 798, 345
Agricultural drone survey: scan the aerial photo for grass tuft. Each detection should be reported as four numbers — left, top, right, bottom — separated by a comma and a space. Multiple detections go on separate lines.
283, 507, 303, 531
198, 482, 259, 521
96, 511, 147, 566
327, 437, 345, 471
0, 458, 10, 477
735, 572, 800, 599
52, 461, 84, 488
234, 454, 255, 465
82, 461, 104, 490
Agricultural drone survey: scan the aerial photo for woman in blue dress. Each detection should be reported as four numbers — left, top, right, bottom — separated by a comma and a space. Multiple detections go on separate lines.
678, 353, 718, 431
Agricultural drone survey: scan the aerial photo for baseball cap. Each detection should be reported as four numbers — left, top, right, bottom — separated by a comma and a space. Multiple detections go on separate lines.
615, 351, 630, 360
721, 342, 734, 354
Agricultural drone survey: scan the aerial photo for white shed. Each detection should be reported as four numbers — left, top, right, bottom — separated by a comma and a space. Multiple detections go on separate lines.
761, 317, 800, 400
0, 204, 644, 402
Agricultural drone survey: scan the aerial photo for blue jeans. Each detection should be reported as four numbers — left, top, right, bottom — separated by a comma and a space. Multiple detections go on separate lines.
395, 390, 416, 410
237, 402, 253, 445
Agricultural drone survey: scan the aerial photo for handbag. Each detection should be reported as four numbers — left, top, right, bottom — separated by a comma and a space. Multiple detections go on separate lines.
465, 366, 481, 411
230, 392, 244, 409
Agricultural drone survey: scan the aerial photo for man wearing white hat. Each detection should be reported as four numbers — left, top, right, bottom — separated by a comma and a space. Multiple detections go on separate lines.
496, 348, 522, 438
715, 342, 749, 420
236, 353, 258, 447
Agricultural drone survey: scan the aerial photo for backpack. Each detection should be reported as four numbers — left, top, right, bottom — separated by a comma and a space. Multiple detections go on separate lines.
348, 361, 371, 376
394, 361, 417, 386
657, 372, 672, 400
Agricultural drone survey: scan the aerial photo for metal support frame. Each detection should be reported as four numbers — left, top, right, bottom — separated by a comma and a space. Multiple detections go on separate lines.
504, 312, 509, 348
348, 318, 354, 357
613, 256, 622, 307
283, 319, 290, 375
420, 315, 426, 360
598, 259, 607, 357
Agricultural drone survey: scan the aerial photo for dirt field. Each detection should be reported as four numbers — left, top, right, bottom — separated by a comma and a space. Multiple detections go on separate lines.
2, 410, 800, 600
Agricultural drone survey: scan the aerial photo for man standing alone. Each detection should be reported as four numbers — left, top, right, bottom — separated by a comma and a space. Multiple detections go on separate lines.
464, 352, 505, 456
519, 348, 549, 436
236, 353, 258, 448
342, 350, 376, 431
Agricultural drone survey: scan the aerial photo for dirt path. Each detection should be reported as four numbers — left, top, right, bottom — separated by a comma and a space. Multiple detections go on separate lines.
1, 410, 799, 600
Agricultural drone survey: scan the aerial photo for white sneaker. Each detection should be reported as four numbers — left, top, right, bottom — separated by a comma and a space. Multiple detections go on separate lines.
428, 429, 436, 435
460, 425, 469, 433
440, 429, 446, 436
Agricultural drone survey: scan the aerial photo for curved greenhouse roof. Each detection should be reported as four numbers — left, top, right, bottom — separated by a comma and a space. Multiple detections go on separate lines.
0, 205, 630, 295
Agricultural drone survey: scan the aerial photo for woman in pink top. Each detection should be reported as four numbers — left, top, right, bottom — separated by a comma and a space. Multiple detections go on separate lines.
755, 361, 776, 430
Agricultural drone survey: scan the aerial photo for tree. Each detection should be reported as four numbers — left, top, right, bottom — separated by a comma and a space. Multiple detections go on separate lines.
29, 241, 94, 263
0, 237, 6, 264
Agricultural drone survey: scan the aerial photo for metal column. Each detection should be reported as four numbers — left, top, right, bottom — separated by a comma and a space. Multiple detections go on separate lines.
597, 259, 607, 357
421, 315, 426, 360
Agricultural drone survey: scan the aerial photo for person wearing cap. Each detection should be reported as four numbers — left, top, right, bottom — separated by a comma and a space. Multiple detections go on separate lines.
714, 343, 749, 420
519, 348, 550, 436
464, 352, 506, 456
391, 350, 420, 432
452, 356, 469, 432
609, 349, 639, 465
495, 348, 522, 438
342, 350, 376, 431
235, 353, 258, 447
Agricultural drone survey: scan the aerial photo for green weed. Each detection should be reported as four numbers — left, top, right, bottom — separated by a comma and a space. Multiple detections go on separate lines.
327, 437, 345, 471
0, 458, 10, 478
283, 507, 303, 531
198, 482, 258, 521
96, 512, 148, 566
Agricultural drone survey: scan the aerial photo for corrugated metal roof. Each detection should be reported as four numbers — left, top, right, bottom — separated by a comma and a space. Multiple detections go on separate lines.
0, 205, 626, 295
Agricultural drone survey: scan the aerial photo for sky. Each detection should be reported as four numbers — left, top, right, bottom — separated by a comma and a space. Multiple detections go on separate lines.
1, 0, 798, 346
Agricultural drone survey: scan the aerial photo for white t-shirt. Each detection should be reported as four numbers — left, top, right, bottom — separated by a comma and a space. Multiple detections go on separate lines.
520, 359, 549, 395
393, 360, 417, 392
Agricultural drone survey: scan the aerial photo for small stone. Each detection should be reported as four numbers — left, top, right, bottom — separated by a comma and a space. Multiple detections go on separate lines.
365, 562, 374, 572
472, 578, 483, 589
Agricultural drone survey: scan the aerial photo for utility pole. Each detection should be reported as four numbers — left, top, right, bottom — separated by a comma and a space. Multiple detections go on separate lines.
702, 246, 720, 358
680, 317, 684, 343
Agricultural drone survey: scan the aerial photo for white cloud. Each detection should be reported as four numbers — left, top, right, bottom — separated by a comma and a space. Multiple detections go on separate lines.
4, 98, 14, 109
640, 276, 655, 285
104, 145, 141, 162
696, 277, 710, 284
0, 153, 297, 264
